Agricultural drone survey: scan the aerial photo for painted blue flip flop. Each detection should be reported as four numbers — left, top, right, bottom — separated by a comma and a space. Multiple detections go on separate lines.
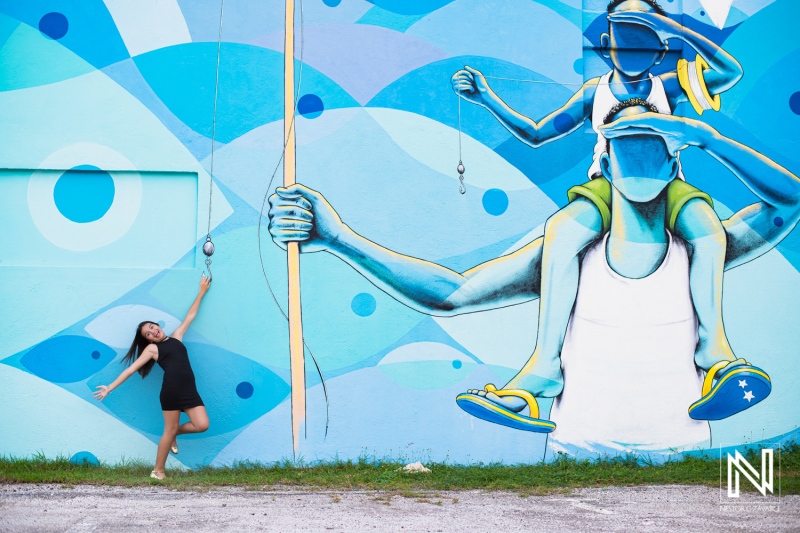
456, 384, 556, 433
688, 359, 771, 421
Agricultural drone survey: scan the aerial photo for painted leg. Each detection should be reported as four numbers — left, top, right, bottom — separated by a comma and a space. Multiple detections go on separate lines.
154, 410, 180, 479
463, 199, 604, 415
676, 200, 772, 420
674, 199, 735, 370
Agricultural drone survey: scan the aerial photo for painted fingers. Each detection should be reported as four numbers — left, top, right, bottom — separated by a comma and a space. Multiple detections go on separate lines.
268, 185, 315, 250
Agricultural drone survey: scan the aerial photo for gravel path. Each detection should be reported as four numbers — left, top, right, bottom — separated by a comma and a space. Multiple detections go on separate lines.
0, 484, 797, 532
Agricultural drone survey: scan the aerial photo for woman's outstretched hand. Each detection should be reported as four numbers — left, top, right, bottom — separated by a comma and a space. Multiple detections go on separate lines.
199, 273, 211, 295
93, 385, 110, 401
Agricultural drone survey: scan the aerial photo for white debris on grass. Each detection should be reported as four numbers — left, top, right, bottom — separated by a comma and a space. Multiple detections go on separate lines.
402, 462, 431, 474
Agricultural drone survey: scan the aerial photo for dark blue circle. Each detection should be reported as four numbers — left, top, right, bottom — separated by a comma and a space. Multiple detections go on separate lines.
700, 10, 705, 17
789, 92, 800, 115
452, 360, 463, 369
91, 350, 101, 360
482, 189, 509, 216
70, 451, 99, 466
298, 94, 324, 119
236, 381, 254, 399
39, 12, 69, 40
54, 167, 115, 223
554, 113, 576, 134
774, 216, 784, 227
572, 58, 583, 75
351, 293, 377, 317
323, 0, 342, 6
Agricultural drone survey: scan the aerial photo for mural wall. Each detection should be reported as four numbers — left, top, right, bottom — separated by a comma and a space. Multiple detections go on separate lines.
1, 0, 799, 469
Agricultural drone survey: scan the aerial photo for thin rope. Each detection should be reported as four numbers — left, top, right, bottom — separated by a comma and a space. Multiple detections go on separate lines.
202, 0, 225, 281
208, 0, 224, 237
255, 0, 330, 440
456, 95, 465, 194
482, 73, 661, 86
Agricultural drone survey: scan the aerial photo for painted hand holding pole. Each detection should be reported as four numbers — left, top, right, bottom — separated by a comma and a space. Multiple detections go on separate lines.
285, 0, 305, 456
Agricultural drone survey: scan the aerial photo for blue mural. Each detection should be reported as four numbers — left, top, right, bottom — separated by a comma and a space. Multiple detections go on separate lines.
0, 0, 798, 471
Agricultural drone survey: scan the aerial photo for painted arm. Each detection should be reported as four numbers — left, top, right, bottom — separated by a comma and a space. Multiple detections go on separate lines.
600, 113, 800, 269
609, 11, 743, 100
171, 274, 211, 341
93, 345, 158, 400
451, 66, 596, 148
267, 185, 543, 316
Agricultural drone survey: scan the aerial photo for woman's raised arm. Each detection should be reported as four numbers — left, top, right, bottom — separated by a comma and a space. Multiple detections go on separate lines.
171, 274, 211, 341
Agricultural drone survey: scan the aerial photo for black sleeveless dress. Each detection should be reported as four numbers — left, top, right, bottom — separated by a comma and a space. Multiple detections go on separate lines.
155, 337, 204, 411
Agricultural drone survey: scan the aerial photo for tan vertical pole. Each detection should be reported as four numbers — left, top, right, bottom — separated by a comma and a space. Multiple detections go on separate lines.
284, 0, 305, 455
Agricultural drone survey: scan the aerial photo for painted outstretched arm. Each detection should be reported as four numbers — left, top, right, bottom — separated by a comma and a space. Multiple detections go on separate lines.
267, 185, 542, 316
451, 66, 596, 148
600, 113, 800, 269
610, 11, 743, 100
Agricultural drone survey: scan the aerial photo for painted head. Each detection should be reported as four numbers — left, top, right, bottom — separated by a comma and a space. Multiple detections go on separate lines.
600, 98, 679, 202
602, 0, 668, 77
121, 320, 164, 378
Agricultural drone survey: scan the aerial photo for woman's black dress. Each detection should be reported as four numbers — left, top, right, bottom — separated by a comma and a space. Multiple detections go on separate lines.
155, 337, 204, 411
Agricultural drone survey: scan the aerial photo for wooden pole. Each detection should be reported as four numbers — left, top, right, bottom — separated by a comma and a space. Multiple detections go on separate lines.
284, 0, 305, 456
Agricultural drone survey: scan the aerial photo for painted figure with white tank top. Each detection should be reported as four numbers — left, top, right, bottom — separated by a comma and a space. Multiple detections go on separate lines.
451, 0, 758, 429
266, 103, 800, 453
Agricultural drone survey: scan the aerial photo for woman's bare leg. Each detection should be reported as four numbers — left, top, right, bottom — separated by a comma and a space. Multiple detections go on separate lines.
177, 406, 210, 435
154, 410, 181, 478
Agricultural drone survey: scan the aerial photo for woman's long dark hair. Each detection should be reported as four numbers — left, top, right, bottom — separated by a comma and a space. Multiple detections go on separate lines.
122, 321, 158, 378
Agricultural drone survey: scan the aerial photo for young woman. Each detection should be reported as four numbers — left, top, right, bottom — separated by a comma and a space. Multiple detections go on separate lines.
94, 274, 212, 479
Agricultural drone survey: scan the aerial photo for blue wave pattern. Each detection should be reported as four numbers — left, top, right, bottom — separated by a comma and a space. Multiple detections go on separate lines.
0, 0, 798, 467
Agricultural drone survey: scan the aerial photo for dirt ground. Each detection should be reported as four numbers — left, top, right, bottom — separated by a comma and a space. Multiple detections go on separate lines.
0, 484, 797, 532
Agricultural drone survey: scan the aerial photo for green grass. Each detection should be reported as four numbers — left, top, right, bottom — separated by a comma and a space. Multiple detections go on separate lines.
2, 443, 797, 495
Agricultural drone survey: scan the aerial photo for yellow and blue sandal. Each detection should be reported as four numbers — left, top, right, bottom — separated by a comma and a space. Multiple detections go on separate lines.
456, 384, 556, 433
688, 359, 771, 420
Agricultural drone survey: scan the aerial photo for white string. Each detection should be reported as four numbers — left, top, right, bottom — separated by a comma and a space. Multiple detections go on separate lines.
208, 0, 224, 237
203, 0, 225, 281
483, 73, 669, 87
456, 95, 465, 194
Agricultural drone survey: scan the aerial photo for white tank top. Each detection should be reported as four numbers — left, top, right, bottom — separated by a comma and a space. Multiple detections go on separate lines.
549, 232, 709, 453
588, 71, 683, 180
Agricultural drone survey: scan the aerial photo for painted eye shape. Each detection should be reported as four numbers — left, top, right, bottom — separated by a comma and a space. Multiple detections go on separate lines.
27, 144, 143, 252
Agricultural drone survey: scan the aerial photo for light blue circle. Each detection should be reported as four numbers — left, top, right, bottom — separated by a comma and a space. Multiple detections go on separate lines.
351, 293, 377, 317
482, 189, 509, 216
452, 360, 463, 369
323, 0, 342, 6
54, 166, 115, 223
70, 451, 99, 466
236, 381, 254, 399
573, 58, 583, 75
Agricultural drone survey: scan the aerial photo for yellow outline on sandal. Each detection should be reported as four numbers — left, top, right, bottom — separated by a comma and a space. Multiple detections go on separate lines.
456, 394, 556, 431
688, 362, 771, 413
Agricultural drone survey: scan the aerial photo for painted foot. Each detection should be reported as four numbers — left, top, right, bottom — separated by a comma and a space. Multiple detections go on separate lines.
456, 384, 556, 433
688, 359, 771, 420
